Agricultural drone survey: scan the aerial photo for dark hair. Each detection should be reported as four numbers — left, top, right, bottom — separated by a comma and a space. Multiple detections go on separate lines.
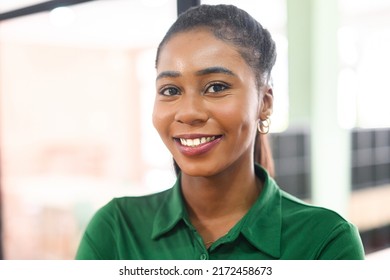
156, 4, 276, 176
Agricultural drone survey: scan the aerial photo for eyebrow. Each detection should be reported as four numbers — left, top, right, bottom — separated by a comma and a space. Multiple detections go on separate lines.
156, 71, 181, 81
196, 66, 236, 77
156, 66, 236, 81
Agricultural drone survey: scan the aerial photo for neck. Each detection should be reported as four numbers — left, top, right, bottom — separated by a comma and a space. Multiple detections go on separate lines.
180, 160, 262, 247
181, 160, 261, 221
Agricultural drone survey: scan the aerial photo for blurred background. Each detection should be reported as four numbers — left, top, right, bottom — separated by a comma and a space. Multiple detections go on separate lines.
0, 0, 389, 259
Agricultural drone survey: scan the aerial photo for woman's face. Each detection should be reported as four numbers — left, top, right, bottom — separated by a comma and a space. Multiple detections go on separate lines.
153, 29, 272, 177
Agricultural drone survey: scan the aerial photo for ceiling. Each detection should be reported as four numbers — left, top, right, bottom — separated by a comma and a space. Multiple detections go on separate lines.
1, 0, 390, 48
0, 0, 177, 47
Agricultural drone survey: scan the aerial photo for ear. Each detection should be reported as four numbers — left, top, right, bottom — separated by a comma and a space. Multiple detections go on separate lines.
259, 84, 273, 120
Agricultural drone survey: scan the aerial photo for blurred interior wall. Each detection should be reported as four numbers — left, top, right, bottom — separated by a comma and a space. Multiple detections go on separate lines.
0, 41, 147, 259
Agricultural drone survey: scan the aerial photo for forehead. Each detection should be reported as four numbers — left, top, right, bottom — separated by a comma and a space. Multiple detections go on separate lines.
157, 29, 250, 73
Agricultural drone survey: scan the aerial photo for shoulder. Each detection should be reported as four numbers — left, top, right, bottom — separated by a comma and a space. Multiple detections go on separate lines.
278, 189, 364, 259
82, 188, 173, 232
97, 188, 173, 219
76, 188, 174, 260
280, 189, 349, 227
258, 166, 357, 236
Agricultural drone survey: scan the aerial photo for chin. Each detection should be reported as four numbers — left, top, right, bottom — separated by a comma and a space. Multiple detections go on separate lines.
182, 170, 215, 178
177, 161, 224, 178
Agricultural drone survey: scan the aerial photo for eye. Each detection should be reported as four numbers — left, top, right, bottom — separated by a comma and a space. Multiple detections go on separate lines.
205, 83, 229, 93
159, 86, 180, 96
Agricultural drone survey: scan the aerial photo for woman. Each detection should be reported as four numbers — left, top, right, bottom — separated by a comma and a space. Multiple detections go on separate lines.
76, 4, 365, 260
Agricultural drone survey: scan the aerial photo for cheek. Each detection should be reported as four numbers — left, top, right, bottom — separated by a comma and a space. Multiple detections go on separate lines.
152, 104, 164, 135
215, 96, 259, 131
152, 103, 170, 138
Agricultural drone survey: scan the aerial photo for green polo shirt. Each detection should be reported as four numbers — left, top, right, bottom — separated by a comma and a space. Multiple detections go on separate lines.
76, 165, 365, 260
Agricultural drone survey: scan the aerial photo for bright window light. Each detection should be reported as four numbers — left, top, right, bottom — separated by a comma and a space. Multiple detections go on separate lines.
49, 7, 76, 27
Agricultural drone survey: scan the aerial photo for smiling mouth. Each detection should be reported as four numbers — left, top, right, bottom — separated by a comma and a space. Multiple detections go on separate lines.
174, 135, 222, 148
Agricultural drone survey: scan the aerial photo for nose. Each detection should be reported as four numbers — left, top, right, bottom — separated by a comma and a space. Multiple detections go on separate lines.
175, 94, 209, 126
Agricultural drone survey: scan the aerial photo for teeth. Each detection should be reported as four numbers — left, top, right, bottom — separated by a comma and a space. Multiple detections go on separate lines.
180, 136, 216, 147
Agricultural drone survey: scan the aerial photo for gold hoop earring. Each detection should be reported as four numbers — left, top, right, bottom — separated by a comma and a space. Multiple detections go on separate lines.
257, 118, 270, 134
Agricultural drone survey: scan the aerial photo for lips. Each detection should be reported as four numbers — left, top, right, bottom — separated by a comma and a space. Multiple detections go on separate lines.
174, 134, 223, 156
179, 136, 217, 147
